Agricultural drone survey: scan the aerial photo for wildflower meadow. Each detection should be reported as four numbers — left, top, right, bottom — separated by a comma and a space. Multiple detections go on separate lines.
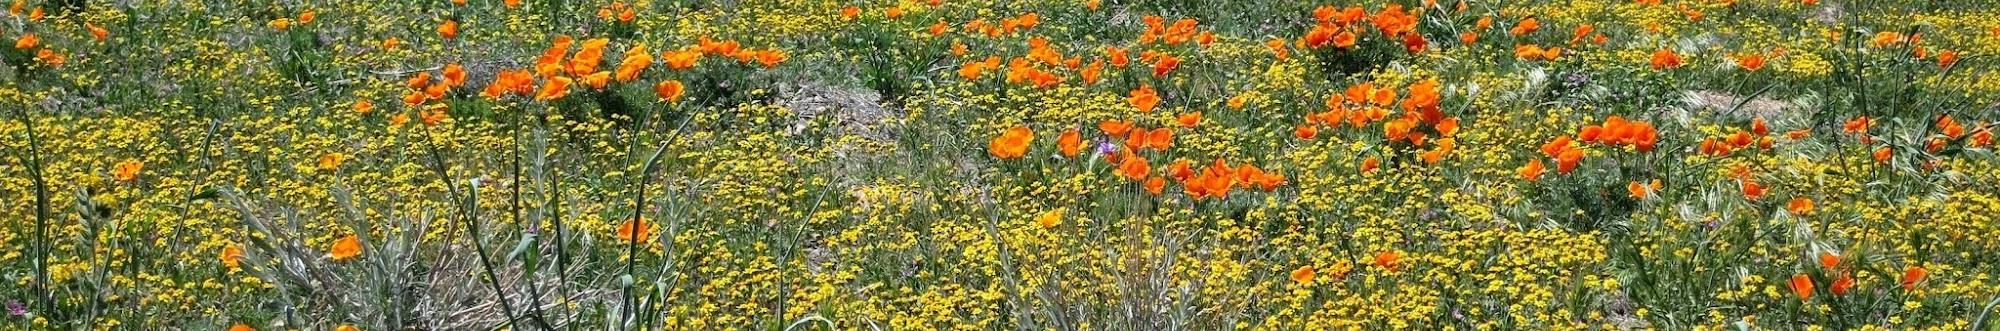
4, 0, 2000, 329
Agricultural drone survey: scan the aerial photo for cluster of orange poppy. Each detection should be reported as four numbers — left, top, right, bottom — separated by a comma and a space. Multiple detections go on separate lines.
947, 11, 1198, 91
1137, 15, 1214, 47
1925, 115, 1994, 152
595, 1, 638, 23
1837, 114, 1994, 168
1296, 79, 1460, 160
937, 11, 1040, 38
1788, 252, 1927, 301
1522, 116, 1659, 180
1289, 250, 1401, 286
1301, 4, 1421, 52
11, 21, 80, 67
1576, 116, 1661, 151
468, 34, 778, 111
1826, 30, 1964, 71
1698, 117, 1776, 157
990, 117, 1288, 200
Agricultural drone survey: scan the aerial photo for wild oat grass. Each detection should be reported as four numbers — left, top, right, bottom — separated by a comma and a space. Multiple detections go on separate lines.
3, 0, 2000, 329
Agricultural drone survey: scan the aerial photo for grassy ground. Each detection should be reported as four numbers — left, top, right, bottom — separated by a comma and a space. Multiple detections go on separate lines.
5, 0, 2000, 329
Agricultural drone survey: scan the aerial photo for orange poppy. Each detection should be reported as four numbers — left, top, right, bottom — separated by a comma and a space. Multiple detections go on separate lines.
87, 23, 108, 41
1869, 31, 1904, 48
614, 54, 652, 82
1332, 30, 1358, 48
440, 64, 468, 87
1249, 169, 1286, 191
329, 235, 362, 261
1134, 128, 1173, 151
13, 33, 37, 49
1185, 165, 1235, 200
418, 107, 448, 126
401, 90, 427, 106
753, 49, 788, 68
616, 218, 652, 242
406, 71, 432, 90
437, 19, 459, 39
652, 80, 685, 103
1290, 265, 1315, 285
1844, 116, 1871, 134
535, 77, 574, 101
1508, 16, 1540, 36
1419, 139, 1454, 164
1115, 156, 1151, 181
1362, 157, 1382, 174
698, 37, 741, 56
1516, 159, 1544, 181
1294, 124, 1319, 140
1818, 251, 1840, 269
1175, 112, 1202, 127
1151, 54, 1180, 77
1143, 176, 1166, 195
988, 126, 1035, 160
569, 38, 612, 77
662, 49, 702, 70
34, 49, 64, 67
1790, 273, 1814, 300
1736, 53, 1766, 71
1577, 125, 1604, 143
1401, 33, 1428, 53
840, 5, 860, 20
1374, 251, 1400, 272
1569, 24, 1595, 44
1902, 265, 1927, 291
582, 71, 612, 89
1266, 38, 1289, 60
1035, 208, 1063, 229
1555, 148, 1584, 174
1740, 179, 1766, 200
1831, 273, 1854, 296
1057, 128, 1085, 157
1786, 129, 1812, 140
1099, 119, 1134, 137
1105, 46, 1129, 67
1540, 136, 1572, 157
1937, 115, 1966, 138
229, 324, 256, 331
318, 153, 347, 171
1167, 159, 1195, 181
1872, 146, 1892, 164
1649, 49, 1682, 69
1698, 138, 1726, 156
1302, 27, 1334, 49
1727, 130, 1753, 147
221, 244, 244, 269
1129, 85, 1161, 113
112, 160, 144, 182
1789, 197, 1814, 216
